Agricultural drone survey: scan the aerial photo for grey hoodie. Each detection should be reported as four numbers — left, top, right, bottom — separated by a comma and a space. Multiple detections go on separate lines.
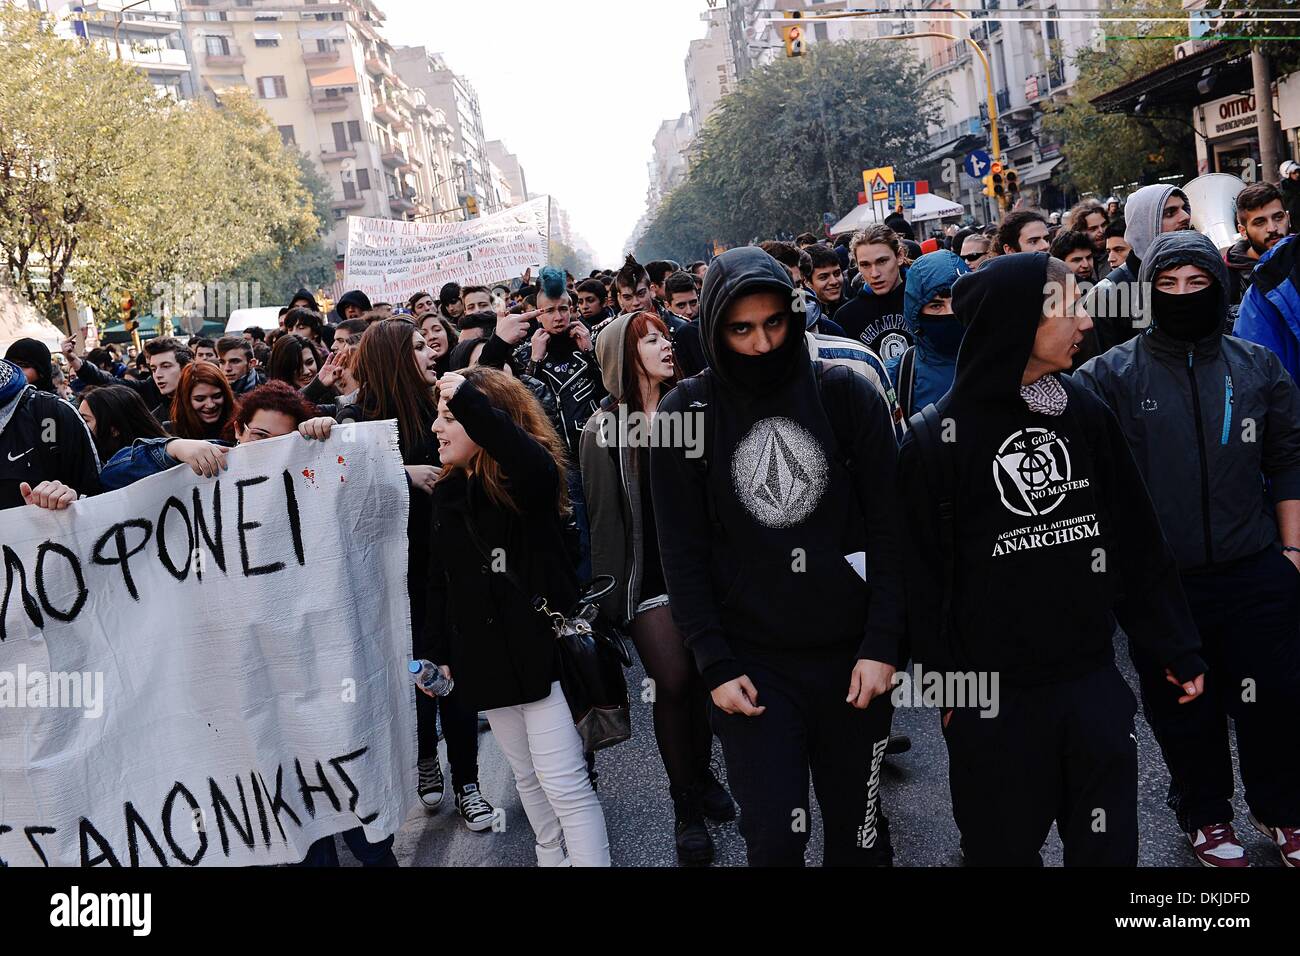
1074, 229, 1300, 569
1083, 184, 1189, 351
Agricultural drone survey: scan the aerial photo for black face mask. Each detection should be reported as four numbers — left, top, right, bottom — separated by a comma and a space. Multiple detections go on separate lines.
1151, 285, 1221, 342
718, 313, 803, 394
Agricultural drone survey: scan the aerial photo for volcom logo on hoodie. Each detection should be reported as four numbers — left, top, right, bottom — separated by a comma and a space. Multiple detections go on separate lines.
731, 417, 828, 528
992, 427, 1091, 518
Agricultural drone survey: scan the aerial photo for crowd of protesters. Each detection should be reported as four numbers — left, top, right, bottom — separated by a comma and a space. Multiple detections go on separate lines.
4, 162, 1300, 870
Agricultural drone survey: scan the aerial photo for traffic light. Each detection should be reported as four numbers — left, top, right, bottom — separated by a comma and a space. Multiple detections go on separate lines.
1005, 168, 1019, 199
982, 174, 995, 198
465, 195, 479, 217
990, 160, 1005, 204
783, 11, 805, 58
119, 294, 138, 332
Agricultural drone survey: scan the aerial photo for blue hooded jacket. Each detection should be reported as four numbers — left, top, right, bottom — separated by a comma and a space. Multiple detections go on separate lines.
892, 251, 968, 417
1235, 233, 1300, 384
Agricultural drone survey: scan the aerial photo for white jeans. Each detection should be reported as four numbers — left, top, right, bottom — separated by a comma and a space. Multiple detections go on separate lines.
486, 681, 611, 867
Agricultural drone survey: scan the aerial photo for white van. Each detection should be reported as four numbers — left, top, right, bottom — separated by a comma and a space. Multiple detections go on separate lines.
224, 306, 284, 335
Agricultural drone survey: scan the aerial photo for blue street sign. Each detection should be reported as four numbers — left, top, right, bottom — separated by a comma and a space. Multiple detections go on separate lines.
822, 211, 836, 225
887, 180, 917, 210
964, 149, 992, 179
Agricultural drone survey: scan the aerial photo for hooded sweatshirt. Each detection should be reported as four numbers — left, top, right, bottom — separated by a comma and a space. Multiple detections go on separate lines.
1084, 184, 1187, 351
579, 313, 667, 623
1224, 237, 1260, 305
650, 246, 907, 688
4, 338, 54, 392
898, 252, 1204, 686
335, 289, 372, 317
834, 264, 911, 366
1073, 230, 1300, 570
894, 251, 967, 417
289, 287, 321, 313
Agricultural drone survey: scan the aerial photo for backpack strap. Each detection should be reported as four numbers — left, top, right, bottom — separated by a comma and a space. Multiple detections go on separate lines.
897, 346, 917, 421
670, 372, 723, 534
908, 402, 956, 644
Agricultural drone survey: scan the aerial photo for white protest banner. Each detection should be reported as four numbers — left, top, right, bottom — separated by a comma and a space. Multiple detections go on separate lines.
344, 194, 551, 302
0, 421, 416, 867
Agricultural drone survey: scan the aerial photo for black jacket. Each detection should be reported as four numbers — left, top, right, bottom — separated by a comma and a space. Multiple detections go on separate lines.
424, 381, 579, 710
899, 252, 1205, 686
0, 388, 101, 510
650, 246, 907, 690
76, 359, 162, 412
513, 333, 605, 460
1073, 230, 1300, 571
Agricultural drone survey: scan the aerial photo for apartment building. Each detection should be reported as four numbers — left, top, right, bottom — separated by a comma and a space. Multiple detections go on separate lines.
647, 113, 695, 212
180, 0, 466, 262
393, 46, 495, 214
685, 18, 735, 133
486, 140, 529, 206
44, 0, 194, 100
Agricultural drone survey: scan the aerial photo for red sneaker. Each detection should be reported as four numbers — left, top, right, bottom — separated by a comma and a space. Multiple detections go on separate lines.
1249, 814, 1300, 869
1187, 823, 1250, 868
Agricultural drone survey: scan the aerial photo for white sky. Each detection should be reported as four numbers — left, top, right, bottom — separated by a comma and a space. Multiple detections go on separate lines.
382, 0, 710, 266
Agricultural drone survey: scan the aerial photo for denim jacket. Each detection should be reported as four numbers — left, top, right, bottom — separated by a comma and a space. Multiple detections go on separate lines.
100, 437, 232, 491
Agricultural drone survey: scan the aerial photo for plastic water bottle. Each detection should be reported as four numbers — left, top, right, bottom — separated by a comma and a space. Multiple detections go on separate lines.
409, 659, 454, 697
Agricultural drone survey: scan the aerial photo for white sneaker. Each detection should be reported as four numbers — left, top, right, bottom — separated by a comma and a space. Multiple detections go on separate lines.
1248, 813, 1300, 868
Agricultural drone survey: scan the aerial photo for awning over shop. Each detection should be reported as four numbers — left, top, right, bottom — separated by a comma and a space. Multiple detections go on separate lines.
1017, 156, 1065, 185
830, 192, 965, 234
1091, 40, 1253, 115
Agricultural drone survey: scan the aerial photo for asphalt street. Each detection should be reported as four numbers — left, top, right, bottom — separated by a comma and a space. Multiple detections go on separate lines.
331, 634, 1280, 868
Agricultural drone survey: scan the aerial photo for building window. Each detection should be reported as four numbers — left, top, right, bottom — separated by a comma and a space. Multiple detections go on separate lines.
347, 120, 362, 142
331, 122, 348, 151
204, 35, 230, 56
342, 179, 357, 201
278, 125, 295, 145
357, 168, 371, 191
254, 38, 279, 48
256, 76, 287, 98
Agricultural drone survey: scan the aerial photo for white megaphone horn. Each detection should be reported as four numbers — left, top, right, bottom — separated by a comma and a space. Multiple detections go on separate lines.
1183, 173, 1246, 253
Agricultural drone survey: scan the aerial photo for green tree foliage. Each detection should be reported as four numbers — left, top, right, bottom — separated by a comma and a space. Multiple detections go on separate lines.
638, 40, 940, 263
1210, 0, 1300, 76
1042, 1, 1199, 195
0, 7, 318, 329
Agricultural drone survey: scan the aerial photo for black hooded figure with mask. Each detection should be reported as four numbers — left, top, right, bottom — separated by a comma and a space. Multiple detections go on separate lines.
1074, 230, 1300, 868
898, 252, 1207, 867
650, 245, 906, 867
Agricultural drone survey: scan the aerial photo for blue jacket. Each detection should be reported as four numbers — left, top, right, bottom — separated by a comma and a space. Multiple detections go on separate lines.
891, 251, 967, 417
100, 437, 233, 491
1235, 233, 1300, 384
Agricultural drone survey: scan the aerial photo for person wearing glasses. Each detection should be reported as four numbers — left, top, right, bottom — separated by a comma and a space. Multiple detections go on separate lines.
958, 232, 992, 271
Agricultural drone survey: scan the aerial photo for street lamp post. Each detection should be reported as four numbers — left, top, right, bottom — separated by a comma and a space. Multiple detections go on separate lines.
113, 0, 154, 62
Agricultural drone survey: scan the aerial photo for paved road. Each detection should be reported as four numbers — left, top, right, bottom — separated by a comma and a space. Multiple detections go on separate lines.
335, 635, 1279, 867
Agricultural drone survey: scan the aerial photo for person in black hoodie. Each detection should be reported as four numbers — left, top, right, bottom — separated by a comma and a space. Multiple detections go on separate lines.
898, 252, 1207, 866
651, 245, 906, 867
335, 289, 372, 322
426, 366, 611, 866
4, 338, 55, 392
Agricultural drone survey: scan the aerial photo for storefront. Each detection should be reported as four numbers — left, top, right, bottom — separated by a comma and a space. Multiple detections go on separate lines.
1193, 86, 1283, 180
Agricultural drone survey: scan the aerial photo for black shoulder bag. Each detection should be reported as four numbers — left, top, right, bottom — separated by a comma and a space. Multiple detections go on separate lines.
461, 511, 634, 752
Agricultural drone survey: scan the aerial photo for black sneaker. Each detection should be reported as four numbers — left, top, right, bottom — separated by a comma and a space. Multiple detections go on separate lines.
417, 756, 444, 811
694, 763, 736, 822
671, 785, 714, 866
455, 783, 496, 832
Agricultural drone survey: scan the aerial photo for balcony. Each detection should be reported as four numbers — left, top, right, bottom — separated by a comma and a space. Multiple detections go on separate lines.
388, 193, 417, 213
996, 88, 1012, 113
310, 93, 353, 113
320, 147, 357, 162
365, 52, 395, 78
922, 42, 971, 81
203, 46, 245, 68
302, 45, 340, 63
373, 99, 402, 125
332, 196, 366, 211
381, 144, 407, 168
400, 154, 424, 172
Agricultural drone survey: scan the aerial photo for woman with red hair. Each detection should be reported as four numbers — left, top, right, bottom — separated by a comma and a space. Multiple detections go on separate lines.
168, 361, 236, 441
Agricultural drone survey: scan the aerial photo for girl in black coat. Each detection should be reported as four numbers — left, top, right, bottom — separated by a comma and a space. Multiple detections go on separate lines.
425, 367, 611, 866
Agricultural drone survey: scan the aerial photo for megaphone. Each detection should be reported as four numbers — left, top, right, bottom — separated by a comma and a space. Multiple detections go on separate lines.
1183, 173, 1246, 252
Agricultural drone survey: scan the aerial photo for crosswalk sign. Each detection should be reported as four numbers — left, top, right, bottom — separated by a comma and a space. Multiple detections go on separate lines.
861, 166, 895, 202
